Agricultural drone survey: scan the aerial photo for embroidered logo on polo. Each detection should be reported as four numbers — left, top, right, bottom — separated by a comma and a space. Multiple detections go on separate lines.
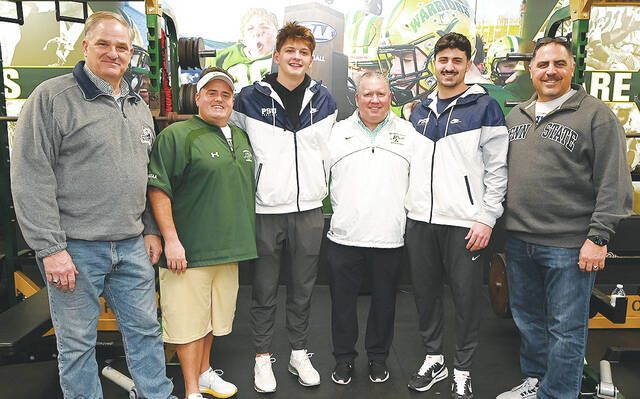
140, 127, 153, 145
242, 149, 254, 163
261, 107, 277, 117
389, 132, 405, 145
540, 122, 578, 152
508, 124, 530, 141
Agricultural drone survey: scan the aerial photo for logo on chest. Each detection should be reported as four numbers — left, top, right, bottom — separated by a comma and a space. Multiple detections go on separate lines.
540, 122, 579, 152
242, 149, 254, 163
389, 132, 405, 145
210, 152, 221, 159
140, 126, 153, 145
261, 107, 277, 117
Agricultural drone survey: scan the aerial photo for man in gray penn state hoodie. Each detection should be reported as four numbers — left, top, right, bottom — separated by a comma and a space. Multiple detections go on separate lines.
497, 37, 632, 399
10, 12, 174, 399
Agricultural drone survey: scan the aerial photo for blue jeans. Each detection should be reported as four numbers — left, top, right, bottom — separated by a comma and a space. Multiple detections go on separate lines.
505, 236, 595, 399
41, 236, 175, 399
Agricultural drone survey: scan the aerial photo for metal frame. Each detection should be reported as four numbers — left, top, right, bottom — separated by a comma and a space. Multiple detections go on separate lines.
0, 43, 18, 311
54, 0, 88, 24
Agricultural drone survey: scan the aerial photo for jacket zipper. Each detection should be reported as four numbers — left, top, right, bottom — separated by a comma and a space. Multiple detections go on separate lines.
464, 175, 474, 205
322, 160, 327, 183
213, 128, 236, 160
120, 97, 127, 119
428, 141, 436, 223
294, 132, 301, 212
255, 163, 263, 194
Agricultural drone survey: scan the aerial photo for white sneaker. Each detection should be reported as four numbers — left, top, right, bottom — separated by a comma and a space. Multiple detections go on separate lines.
254, 355, 277, 393
496, 377, 539, 399
199, 367, 238, 398
288, 349, 321, 386
187, 394, 204, 399
451, 369, 473, 398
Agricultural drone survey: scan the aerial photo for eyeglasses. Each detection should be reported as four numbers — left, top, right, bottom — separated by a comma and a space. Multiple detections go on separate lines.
532, 36, 573, 58
534, 36, 571, 52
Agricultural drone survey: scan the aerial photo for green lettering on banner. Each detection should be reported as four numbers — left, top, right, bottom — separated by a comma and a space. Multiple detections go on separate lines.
584, 70, 639, 104
3, 67, 73, 100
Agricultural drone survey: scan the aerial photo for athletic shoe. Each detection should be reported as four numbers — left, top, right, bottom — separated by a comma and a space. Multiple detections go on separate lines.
198, 368, 237, 398
496, 377, 539, 399
407, 354, 448, 392
254, 355, 277, 393
331, 361, 353, 385
368, 360, 390, 383
288, 349, 320, 386
451, 369, 473, 399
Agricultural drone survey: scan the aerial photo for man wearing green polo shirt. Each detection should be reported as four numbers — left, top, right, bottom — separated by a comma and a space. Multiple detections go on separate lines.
148, 67, 257, 399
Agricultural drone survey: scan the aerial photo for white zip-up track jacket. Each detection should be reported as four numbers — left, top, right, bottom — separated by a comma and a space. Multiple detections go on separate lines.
232, 78, 337, 214
406, 84, 509, 228
328, 111, 427, 248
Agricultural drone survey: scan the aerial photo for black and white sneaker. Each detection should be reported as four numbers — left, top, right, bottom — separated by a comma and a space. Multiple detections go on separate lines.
331, 361, 353, 385
407, 354, 448, 392
368, 360, 390, 383
496, 377, 539, 399
451, 369, 473, 399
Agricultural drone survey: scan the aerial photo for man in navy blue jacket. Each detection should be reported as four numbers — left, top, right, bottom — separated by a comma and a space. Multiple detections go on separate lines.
232, 21, 337, 393
404, 32, 509, 398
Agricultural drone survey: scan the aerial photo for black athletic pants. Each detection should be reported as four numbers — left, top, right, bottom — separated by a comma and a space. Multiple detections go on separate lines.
405, 219, 484, 371
327, 240, 403, 363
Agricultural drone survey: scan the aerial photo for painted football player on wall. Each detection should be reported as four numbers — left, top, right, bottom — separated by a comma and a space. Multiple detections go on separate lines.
377, 0, 476, 107
205, 8, 278, 92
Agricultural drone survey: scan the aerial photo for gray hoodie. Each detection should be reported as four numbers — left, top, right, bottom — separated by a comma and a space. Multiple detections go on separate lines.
504, 84, 632, 247
10, 62, 158, 259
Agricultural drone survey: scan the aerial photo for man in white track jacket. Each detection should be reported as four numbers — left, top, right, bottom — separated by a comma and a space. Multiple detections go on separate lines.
327, 72, 426, 386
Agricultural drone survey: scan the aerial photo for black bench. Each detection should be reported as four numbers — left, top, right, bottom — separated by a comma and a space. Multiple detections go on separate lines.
0, 288, 52, 362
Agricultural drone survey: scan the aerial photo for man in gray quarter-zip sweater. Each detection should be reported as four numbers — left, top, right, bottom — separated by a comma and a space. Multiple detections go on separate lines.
497, 37, 632, 399
10, 12, 175, 399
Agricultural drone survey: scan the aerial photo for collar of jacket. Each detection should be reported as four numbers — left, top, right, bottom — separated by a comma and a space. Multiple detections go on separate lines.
420, 83, 487, 111
253, 76, 319, 98
518, 84, 587, 121
73, 61, 142, 103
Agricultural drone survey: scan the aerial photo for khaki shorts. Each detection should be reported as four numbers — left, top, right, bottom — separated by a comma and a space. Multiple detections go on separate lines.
159, 262, 239, 344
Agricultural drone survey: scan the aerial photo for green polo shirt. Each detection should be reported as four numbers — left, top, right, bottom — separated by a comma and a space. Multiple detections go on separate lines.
148, 116, 257, 267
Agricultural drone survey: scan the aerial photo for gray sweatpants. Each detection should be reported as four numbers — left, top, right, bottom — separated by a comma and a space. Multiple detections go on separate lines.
250, 208, 324, 353
405, 219, 484, 371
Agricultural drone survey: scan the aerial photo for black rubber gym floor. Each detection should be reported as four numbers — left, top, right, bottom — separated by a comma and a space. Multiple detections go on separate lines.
1, 285, 639, 398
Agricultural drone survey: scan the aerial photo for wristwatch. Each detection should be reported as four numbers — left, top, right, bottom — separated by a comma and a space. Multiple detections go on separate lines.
587, 235, 608, 246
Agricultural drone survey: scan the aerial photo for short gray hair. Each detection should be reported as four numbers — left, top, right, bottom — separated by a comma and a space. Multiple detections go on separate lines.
83, 11, 135, 43
355, 71, 389, 94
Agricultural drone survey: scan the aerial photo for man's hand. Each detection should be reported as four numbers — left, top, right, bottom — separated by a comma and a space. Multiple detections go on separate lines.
144, 234, 163, 265
465, 222, 493, 252
578, 239, 607, 273
43, 250, 79, 291
164, 238, 187, 273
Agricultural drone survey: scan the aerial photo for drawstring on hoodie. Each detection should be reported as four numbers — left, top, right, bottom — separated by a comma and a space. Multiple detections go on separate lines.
422, 109, 432, 137
444, 104, 454, 137
270, 98, 276, 127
